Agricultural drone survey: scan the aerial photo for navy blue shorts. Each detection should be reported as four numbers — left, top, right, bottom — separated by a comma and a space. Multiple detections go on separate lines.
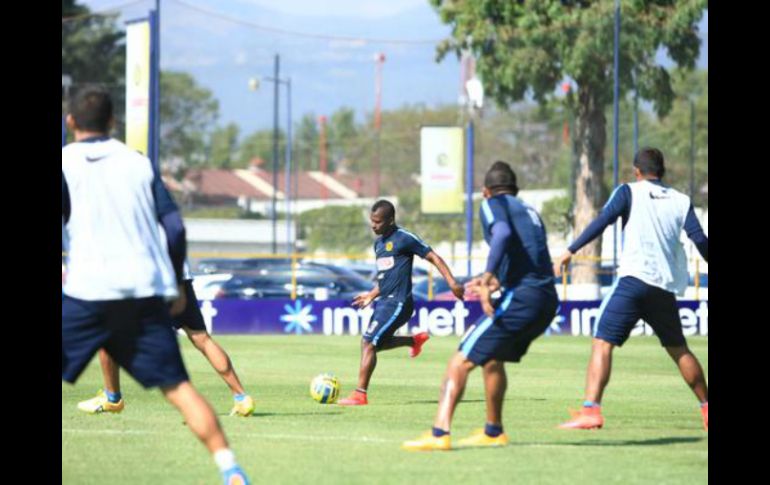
171, 280, 206, 332
460, 286, 559, 366
594, 276, 686, 347
61, 294, 190, 388
363, 298, 415, 347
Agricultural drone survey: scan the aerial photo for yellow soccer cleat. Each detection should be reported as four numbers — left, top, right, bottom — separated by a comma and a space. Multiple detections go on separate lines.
401, 431, 451, 452
230, 395, 256, 417
77, 389, 125, 414
457, 429, 509, 448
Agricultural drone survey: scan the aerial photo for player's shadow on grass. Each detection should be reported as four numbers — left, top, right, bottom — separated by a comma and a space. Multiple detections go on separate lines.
539, 436, 704, 447
397, 398, 539, 405
451, 436, 704, 453
216, 411, 344, 417
394, 399, 487, 405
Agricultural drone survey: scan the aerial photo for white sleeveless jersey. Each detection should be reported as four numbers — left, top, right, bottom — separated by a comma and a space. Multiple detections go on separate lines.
617, 180, 691, 295
62, 139, 179, 301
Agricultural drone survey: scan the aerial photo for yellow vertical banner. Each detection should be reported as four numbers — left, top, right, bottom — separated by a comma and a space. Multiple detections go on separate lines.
420, 126, 464, 214
125, 20, 151, 155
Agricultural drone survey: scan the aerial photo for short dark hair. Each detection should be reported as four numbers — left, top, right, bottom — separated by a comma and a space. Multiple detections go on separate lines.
484, 160, 519, 195
371, 199, 396, 221
70, 87, 113, 133
633, 147, 665, 178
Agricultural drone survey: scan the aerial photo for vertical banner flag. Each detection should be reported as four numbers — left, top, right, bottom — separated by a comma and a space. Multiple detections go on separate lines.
420, 126, 464, 213
125, 19, 151, 155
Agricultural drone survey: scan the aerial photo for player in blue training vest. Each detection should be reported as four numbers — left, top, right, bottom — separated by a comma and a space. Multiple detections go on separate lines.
338, 200, 464, 406
61, 88, 250, 485
555, 147, 709, 431
403, 161, 559, 451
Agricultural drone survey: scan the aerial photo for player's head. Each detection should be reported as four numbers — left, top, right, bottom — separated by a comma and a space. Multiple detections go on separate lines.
633, 147, 665, 180
370, 199, 396, 235
483, 160, 519, 197
67, 87, 114, 135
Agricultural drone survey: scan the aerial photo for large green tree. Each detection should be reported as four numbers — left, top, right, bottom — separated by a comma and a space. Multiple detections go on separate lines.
159, 71, 219, 169
430, 0, 707, 284
62, 0, 126, 137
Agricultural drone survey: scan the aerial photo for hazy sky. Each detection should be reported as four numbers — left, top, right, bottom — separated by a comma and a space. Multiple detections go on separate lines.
76, 1, 708, 134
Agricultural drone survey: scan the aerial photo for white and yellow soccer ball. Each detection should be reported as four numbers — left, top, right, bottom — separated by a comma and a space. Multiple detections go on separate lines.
310, 373, 341, 404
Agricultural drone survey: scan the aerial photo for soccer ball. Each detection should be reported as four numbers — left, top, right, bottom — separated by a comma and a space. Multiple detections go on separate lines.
310, 373, 341, 404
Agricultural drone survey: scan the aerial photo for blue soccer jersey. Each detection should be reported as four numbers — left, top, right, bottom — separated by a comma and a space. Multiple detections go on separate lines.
480, 195, 554, 289
374, 226, 432, 301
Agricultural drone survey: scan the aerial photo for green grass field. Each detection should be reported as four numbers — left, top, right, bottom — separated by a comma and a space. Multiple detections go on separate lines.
62, 335, 708, 484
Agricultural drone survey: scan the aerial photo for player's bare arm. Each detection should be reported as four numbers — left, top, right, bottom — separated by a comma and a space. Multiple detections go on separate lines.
553, 250, 573, 277
425, 251, 464, 301
353, 284, 380, 308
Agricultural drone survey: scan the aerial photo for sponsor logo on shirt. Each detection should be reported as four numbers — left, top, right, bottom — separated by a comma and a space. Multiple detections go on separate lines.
376, 256, 395, 271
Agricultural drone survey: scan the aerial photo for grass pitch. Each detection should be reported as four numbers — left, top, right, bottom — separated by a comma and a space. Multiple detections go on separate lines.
62, 335, 708, 484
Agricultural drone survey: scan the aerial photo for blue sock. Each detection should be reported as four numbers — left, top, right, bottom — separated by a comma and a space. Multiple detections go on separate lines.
105, 389, 122, 403
583, 400, 600, 408
484, 423, 503, 437
700, 401, 708, 408
432, 427, 449, 438
234, 394, 247, 402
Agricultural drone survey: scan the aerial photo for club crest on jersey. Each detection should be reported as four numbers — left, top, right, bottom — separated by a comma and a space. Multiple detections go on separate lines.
385, 241, 394, 251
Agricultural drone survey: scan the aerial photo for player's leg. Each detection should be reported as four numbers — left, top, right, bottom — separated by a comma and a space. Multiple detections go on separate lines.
584, 338, 615, 404
666, 345, 708, 430
61, 295, 125, 414
340, 300, 413, 405
403, 292, 520, 452
378, 333, 430, 357
105, 297, 250, 484
161, 381, 249, 483
666, 345, 708, 403
377, 336, 413, 350
559, 277, 642, 430
457, 287, 556, 447
77, 349, 125, 413
177, 280, 255, 416
482, 359, 507, 429
402, 351, 475, 451
183, 327, 255, 417
338, 338, 376, 405
185, 328, 244, 393
434, 352, 477, 431
643, 286, 708, 429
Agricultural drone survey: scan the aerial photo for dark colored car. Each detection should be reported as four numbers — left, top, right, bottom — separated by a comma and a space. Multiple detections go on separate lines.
216, 262, 372, 300
413, 276, 474, 301
196, 257, 294, 274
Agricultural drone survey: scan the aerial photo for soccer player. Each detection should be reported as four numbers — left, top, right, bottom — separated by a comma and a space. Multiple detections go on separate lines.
555, 147, 708, 431
337, 200, 464, 406
402, 161, 559, 451
77, 260, 256, 417
61, 88, 250, 485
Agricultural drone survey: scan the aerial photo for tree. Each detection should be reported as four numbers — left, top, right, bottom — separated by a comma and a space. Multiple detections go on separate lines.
208, 123, 240, 169
430, 0, 706, 284
297, 206, 372, 253
294, 113, 319, 171
159, 71, 219, 170
237, 129, 286, 170
62, 0, 126, 137
328, 107, 358, 169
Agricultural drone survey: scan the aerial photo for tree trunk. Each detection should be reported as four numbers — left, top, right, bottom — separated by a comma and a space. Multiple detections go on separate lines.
571, 86, 606, 285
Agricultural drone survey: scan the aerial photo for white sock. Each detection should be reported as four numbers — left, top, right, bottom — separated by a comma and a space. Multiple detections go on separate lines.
213, 449, 237, 472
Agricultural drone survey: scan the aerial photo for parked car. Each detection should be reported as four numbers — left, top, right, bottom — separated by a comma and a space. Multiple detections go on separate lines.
413, 276, 475, 301
216, 262, 372, 300
196, 257, 294, 274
